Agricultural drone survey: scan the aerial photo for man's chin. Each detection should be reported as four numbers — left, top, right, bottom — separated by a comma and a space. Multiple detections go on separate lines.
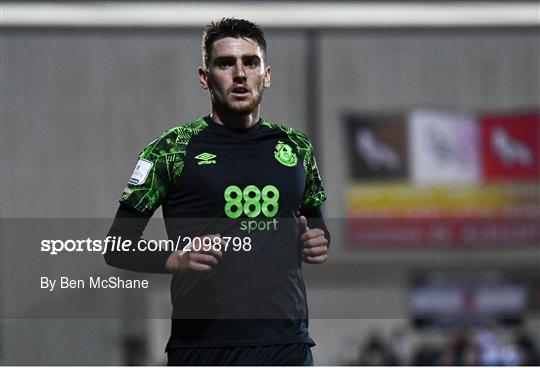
225, 101, 259, 115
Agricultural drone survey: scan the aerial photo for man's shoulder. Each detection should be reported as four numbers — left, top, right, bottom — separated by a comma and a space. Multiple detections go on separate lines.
155, 118, 209, 147
260, 119, 313, 152
139, 118, 208, 159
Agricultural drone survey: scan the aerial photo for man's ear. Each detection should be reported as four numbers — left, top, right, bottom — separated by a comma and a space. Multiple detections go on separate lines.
199, 66, 209, 90
263, 65, 271, 88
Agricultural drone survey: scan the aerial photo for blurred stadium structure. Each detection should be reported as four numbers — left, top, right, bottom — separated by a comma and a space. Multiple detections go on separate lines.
1, 1, 539, 365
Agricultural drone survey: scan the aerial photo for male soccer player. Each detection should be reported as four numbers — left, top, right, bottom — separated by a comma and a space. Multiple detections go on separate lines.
105, 18, 330, 365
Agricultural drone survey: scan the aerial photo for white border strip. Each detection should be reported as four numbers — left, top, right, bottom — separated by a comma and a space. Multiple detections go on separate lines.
1, 2, 539, 28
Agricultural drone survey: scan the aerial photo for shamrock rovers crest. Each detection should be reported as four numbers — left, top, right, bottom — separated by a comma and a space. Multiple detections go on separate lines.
274, 140, 298, 167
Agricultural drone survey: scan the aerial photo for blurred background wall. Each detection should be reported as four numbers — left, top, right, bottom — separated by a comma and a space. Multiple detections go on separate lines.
1, 1, 539, 365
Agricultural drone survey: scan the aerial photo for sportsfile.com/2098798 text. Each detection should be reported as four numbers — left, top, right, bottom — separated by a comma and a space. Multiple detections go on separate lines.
40, 236, 252, 255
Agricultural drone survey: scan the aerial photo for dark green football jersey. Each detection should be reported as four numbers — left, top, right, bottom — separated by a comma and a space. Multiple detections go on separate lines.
120, 115, 326, 347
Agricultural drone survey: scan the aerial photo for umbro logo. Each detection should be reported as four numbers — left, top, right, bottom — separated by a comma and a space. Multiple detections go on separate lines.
195, 152, 217, 165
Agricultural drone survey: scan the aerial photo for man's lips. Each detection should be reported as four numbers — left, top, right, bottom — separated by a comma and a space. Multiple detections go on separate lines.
230, 86, 250, 96
231, 87, 250, 100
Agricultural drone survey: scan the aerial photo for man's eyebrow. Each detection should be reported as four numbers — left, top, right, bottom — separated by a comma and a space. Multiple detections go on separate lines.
214, 56, 235, 61
213, 54, 261, 61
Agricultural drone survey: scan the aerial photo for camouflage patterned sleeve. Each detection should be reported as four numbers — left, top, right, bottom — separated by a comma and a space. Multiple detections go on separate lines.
119, 119, 208, 215
301, 140, 327, 210
119, 129, 180, 215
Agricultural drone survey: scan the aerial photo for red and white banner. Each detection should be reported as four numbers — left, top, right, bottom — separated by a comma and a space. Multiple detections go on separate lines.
346, 110, 540, 248
348, 216, 540, 248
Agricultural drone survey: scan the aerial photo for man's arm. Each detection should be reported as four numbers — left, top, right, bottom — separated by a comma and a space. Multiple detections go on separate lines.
105, 204, 223, 273
104, 203, 172, 273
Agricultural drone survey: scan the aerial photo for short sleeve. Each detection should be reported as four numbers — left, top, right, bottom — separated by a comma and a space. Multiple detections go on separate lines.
119, 130, 182, 215
301, 141, 327, 210
118, 119, 207, 214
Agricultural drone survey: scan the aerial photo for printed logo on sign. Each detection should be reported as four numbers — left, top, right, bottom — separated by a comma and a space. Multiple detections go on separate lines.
274, 141, 297, 167
356, 129, 401, 170
481, 114, 539, 182
195, 152, 217, 165
492, 127, 533, 167
128, 159, 153, 185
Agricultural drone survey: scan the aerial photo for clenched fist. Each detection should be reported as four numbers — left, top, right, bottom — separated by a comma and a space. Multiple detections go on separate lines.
299, 216, 328, 264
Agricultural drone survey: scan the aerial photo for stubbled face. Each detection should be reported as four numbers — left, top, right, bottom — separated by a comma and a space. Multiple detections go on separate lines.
199, 37, 271, 115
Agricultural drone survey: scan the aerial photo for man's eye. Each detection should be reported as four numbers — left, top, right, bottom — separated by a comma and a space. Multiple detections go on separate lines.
244, 59, 259, 67
217, 60, 234, 68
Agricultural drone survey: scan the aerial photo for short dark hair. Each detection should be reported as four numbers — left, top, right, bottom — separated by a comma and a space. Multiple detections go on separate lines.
202, 18, 267, 67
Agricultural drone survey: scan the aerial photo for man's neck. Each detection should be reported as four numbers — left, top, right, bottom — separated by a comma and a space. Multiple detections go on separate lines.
210, 109, 260, 129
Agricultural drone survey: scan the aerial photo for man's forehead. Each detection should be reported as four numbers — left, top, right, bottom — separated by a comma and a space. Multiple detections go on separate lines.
211, 37, 263, 57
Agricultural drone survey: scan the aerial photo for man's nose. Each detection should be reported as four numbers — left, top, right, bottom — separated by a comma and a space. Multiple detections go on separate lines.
233, 62, 246, 79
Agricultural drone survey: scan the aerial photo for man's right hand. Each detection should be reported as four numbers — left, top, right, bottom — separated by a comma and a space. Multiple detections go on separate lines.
165, 234, 224, 273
